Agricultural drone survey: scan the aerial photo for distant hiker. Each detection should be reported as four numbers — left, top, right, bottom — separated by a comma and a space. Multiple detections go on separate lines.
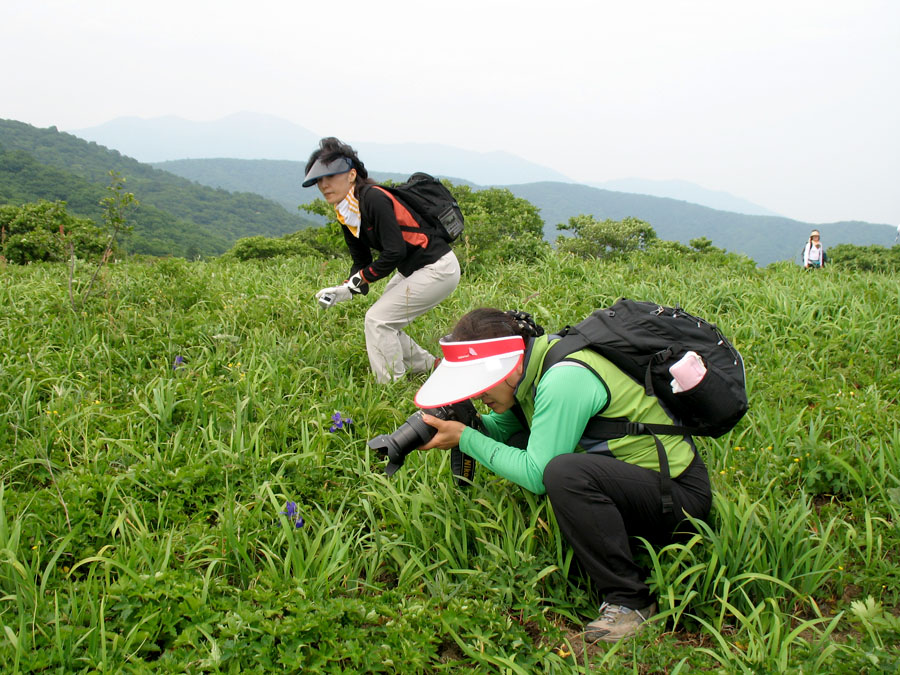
802, 230, 826, 269
303, 137, 460, 383
415, 308, 714, 643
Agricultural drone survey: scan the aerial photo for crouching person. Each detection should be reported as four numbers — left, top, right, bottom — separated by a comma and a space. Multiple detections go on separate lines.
415, 308, 712, 642
303, 137, 460, 383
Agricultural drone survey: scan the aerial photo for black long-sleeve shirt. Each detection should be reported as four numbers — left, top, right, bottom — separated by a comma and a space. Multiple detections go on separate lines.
343, 185, 451, 283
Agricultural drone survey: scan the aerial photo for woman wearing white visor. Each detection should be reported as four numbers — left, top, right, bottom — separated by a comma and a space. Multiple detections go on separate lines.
303, 137, 460, 383
416, 308, 712, 643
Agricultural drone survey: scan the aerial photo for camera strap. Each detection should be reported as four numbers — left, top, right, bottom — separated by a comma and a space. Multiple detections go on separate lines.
450, 447, 477, 487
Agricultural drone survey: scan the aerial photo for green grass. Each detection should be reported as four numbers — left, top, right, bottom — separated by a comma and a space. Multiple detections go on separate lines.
1, 253, 898, 672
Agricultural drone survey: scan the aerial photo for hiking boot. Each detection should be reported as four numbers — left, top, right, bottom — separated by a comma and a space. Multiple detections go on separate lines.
408, 357, 440, 379
584, 602, 657, 642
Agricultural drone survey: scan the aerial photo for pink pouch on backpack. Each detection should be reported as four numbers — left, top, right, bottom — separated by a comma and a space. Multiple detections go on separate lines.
669, 351, 707, 393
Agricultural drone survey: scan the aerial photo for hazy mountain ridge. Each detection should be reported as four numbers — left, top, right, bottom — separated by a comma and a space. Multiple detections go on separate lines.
73, 112, 773, 211
71, 112, 571, 185
70, 112, 322, 164
155, 157, 897, 266
72, 113, 895, 239
6, 116, 895, 264
589, 178, 782, 217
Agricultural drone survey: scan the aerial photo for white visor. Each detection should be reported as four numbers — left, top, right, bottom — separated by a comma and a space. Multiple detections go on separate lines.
414, 335, 525, 408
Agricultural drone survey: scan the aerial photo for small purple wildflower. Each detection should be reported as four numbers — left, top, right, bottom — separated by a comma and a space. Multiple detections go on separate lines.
173, 355, 184, 372
329, 412, 353, 433
280, 501, 305, 529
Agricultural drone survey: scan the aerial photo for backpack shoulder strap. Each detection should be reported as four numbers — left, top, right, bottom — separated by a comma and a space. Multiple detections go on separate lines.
540, 330, 591, 377
541, 327, 693, 515
366, 185, 432, 245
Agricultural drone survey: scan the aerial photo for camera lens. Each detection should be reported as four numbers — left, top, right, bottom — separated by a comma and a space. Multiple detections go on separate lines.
367, 403, 482, 482
368, 410, 443, 475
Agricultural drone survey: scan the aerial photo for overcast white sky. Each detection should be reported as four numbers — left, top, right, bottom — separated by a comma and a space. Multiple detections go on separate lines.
2, 0, 898, 224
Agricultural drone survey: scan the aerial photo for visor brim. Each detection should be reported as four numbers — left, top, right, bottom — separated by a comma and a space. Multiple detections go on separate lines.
414, 352, 523, 408
301, 156, 353, 187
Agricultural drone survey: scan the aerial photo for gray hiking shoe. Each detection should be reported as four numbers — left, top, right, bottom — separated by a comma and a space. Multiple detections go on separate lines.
584, 602, 657, 642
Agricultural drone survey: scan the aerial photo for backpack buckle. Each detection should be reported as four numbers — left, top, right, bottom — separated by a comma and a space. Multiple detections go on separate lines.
661, 492, 674, 514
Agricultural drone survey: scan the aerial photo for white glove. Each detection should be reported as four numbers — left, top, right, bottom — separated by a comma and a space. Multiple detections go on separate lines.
343, 272, 366, 294
315, 285, 352, 307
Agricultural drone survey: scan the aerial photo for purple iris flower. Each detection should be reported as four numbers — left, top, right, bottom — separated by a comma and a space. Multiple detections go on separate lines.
280, 501, 304, 529
173, 355, 184, 371
329, 412, 353, 433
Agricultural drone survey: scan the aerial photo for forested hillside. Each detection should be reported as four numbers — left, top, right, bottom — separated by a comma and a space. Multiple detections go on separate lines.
0, 149, 230, 256
153, 157, 314, 213
0, 120, 318, 257
155, 157, 897, 265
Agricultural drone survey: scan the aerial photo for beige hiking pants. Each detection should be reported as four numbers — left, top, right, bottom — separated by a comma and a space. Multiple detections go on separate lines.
364, 250, 460, 383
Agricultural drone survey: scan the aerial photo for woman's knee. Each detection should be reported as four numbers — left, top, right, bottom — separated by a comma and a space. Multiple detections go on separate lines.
364, 306, 393, 333
543, 454, 588, 495
364, 306, 378, 326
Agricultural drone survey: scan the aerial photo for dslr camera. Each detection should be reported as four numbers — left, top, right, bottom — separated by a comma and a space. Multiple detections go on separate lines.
368, 400, 482, 485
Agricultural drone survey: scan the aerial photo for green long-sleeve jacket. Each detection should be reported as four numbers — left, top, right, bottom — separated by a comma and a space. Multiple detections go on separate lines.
459, 335, 696, 494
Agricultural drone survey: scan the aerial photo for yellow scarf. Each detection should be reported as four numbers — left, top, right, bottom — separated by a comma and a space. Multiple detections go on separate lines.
334, 189, 361, 238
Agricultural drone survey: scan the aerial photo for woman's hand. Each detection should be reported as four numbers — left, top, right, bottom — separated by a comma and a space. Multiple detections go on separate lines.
418, 414, 466, 450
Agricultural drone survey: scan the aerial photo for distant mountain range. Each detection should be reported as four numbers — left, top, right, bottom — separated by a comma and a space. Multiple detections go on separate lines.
70, 112, 571, 186
589, 178, 783, 218
75, 112, 776, 215
153, 157, 897, 266
5, 115, 895, 265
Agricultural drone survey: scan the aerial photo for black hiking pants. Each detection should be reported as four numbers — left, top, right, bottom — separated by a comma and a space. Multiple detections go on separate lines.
542, 451, 712, 610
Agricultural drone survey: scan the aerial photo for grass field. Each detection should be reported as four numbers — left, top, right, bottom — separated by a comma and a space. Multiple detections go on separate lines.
1, 251, 898, 672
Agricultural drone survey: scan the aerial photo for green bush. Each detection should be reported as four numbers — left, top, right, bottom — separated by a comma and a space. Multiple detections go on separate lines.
224, 234, 319, 261
828, 243, 900, 272
0, 201, 108, 264
223, 197, 356, 261
639, 238, 757, 270
451, 184, 551, 268
556, 215, 657, 259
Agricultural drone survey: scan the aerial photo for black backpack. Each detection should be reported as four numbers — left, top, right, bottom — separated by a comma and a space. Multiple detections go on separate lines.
541, 298, 748, 513
375, 173, 464, 242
